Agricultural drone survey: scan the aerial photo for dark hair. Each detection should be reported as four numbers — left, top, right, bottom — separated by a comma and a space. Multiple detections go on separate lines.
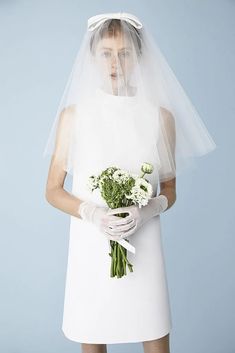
89, 19, 142, 56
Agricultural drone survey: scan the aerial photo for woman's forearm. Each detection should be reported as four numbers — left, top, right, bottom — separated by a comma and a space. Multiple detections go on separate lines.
45, 184, 176, 218
45, 187, 83, 218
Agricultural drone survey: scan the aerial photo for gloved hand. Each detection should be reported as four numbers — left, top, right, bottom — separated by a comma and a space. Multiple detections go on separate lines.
78, 200, 134, 241
105, 195, 169, 239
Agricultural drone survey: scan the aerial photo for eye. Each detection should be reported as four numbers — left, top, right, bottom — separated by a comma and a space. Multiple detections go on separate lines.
119, 51, 130, 58
101, 51, 111, 58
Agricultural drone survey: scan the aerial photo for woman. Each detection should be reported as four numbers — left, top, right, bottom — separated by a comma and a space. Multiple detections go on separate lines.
44, 13, 216, 353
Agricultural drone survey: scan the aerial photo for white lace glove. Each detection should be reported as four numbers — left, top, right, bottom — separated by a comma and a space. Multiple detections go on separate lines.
106, 195, 168, 239
78, 200, 128, 241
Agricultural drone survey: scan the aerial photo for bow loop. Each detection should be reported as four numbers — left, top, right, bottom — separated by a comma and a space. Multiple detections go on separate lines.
87, 12, 143, 32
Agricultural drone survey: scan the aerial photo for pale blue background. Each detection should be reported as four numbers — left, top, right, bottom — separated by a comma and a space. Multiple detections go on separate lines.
0, 1, 234, 352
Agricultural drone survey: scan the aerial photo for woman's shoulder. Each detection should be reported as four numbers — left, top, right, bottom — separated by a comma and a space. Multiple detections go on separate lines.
159, 106, 175, 128
60, 104, 77, 117
56, 104, 79, 134
158, 106, 176, 146
159, 106, 174, 120
59, 104, 78, 122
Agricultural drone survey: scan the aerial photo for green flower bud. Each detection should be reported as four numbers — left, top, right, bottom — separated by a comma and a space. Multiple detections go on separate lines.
141, 162, 154, 174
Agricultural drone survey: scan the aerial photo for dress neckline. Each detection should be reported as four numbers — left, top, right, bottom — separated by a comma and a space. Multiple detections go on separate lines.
95, 87, 139, 103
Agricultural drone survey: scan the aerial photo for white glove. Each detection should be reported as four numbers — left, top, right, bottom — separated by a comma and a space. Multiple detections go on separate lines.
106, 195, 168, 239
78, 200, 132, 241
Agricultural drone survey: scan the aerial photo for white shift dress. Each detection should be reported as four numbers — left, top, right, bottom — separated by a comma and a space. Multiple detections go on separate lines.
61, 87, 173, 344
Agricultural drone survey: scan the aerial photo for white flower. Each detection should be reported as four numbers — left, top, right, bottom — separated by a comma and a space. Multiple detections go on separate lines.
132, 173, 140, 180
98, 175, 107, 189
125, 177, 153, 207
113, 169, 130, 184
107, 166, 118, 176
135, 177, 153, 197
87, 175, 99, 192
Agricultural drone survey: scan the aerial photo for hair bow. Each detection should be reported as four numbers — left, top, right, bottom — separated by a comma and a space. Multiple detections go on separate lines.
87, 12, 143, 32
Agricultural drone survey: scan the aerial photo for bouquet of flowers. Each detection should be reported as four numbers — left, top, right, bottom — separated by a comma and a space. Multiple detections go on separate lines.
87, 162, 154, 278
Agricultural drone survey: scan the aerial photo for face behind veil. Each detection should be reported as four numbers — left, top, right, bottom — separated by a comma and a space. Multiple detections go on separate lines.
43, 12, 216, 182
90, 19, 141, 97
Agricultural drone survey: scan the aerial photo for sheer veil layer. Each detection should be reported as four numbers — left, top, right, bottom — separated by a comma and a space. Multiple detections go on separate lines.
43, 12, 216, 182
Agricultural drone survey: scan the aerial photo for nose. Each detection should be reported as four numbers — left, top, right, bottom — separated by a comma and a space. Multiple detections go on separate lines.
111, 54, 118, 69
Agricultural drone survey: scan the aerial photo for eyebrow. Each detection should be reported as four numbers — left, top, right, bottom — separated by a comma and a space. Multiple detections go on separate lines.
100, 47, 132, 50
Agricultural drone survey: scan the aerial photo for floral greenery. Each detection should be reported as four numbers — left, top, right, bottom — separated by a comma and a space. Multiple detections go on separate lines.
87, 162, 154, 278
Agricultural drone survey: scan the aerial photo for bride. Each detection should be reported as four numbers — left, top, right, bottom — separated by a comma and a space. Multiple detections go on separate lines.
44, 12, 216, 353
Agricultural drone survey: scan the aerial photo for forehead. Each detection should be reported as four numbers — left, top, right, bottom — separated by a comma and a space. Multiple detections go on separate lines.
96, 34, 132, 51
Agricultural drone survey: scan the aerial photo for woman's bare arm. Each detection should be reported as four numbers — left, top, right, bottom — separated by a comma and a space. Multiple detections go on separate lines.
159, 177, 176, 211
158, 107, 177, 211
45, 105, 83, 218
45, 157, 83, 218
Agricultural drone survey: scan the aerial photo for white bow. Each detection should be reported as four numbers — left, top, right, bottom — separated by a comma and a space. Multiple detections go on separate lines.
87, 12, 143, 32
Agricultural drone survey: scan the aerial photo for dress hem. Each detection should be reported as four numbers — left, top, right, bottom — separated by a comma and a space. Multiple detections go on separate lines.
61, 324, 172, 345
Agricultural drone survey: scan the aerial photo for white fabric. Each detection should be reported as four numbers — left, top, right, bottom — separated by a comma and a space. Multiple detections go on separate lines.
88, 12, 143, 32
62, 87, 172, 343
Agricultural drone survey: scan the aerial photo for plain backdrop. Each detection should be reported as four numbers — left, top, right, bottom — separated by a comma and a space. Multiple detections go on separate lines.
0, 1, 234, 352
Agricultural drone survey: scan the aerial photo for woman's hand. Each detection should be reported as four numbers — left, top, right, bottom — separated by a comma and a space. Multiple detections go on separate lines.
105, 195, 169, 239
78, 200, 135, 241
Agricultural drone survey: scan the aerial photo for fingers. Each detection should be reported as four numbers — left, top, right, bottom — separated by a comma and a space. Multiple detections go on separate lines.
103, 220, 137, 240
109, 217, 135, 230
107, 207, 129, 216
100, 208, 138, 240
107, 206, 134, 219
107, 214, 134, 226
104, 219, 136, 236
120, 223, 137, 238
103, 231, 120, 241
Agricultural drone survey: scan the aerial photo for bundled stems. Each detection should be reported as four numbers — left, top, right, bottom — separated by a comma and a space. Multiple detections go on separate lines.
109, 239, 134, 278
